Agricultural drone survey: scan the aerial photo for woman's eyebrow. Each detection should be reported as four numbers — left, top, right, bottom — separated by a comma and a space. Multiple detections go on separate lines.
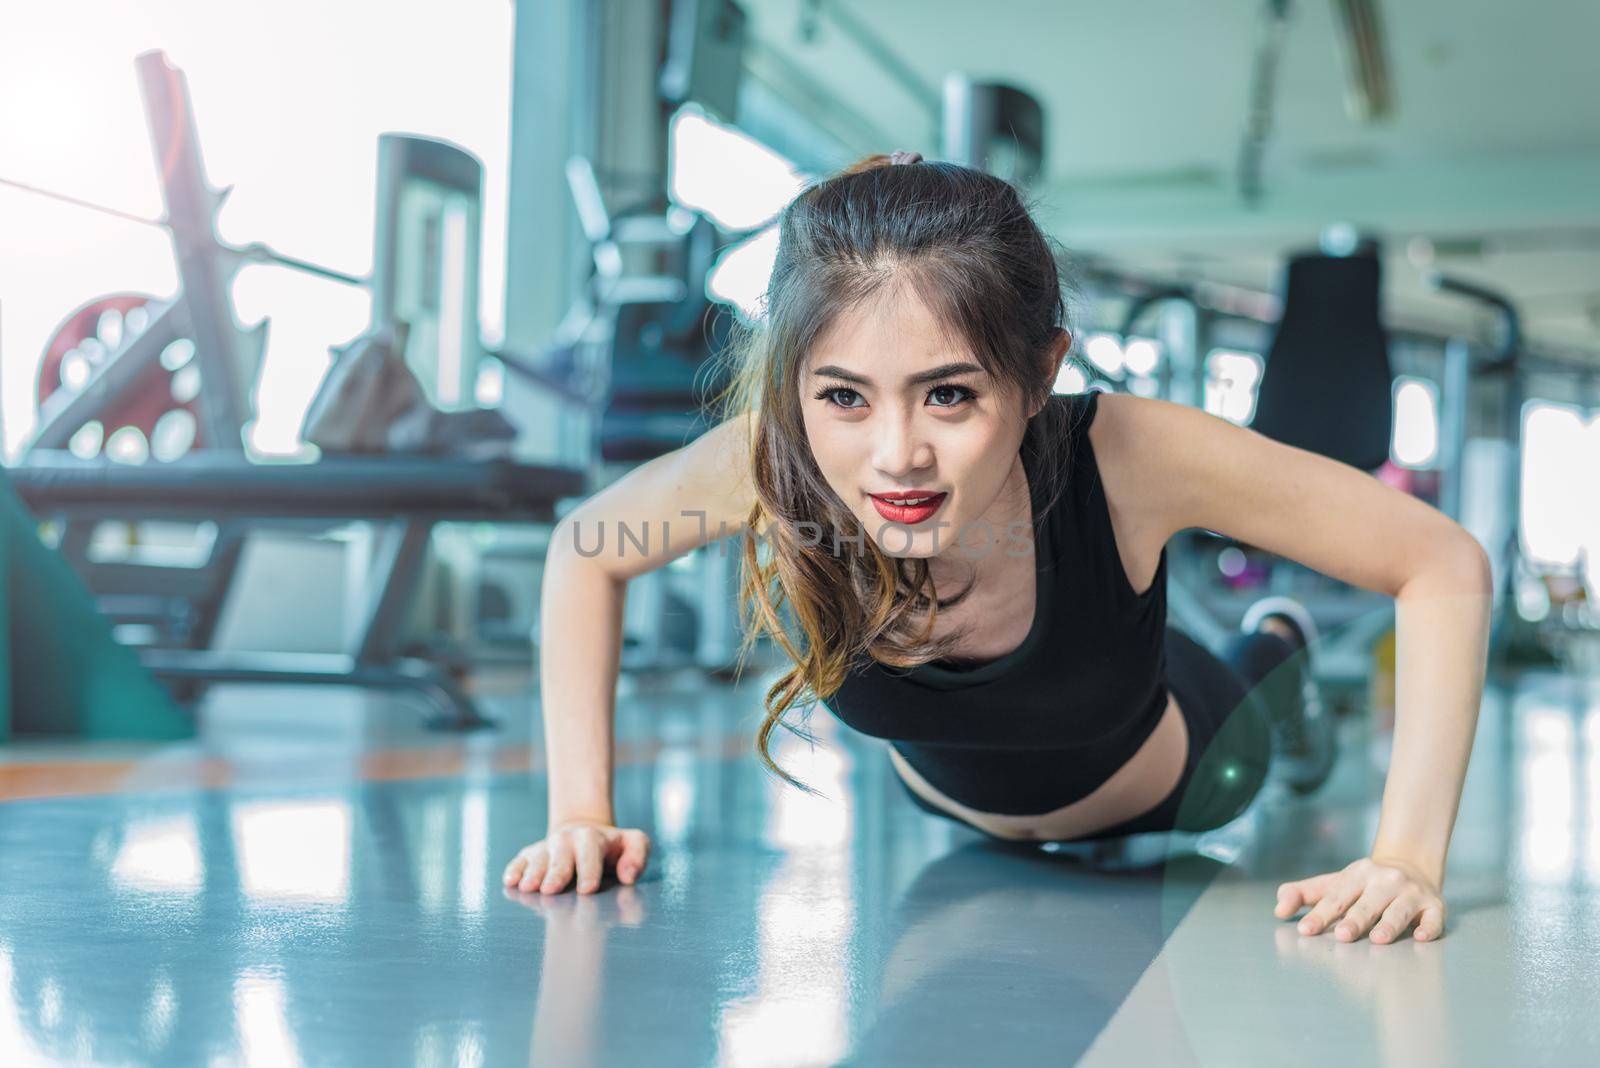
809, 362, 985, 386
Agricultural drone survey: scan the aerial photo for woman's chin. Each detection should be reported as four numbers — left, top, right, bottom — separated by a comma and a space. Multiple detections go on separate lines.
878, 546, 936, 560
866, 529, 944, 558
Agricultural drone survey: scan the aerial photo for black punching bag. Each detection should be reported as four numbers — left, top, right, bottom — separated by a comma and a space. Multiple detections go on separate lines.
1251, 248, 1394, 471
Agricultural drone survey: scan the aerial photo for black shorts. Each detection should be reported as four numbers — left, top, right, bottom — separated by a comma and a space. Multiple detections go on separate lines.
894, 626, 1278, 842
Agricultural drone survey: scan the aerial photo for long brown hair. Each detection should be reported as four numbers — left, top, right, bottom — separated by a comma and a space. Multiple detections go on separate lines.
705, 153, 1080, 796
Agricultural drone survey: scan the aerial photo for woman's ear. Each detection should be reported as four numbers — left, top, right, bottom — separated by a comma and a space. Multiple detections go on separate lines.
1028, 330, 1075, 418
1044, 328, 1073, 383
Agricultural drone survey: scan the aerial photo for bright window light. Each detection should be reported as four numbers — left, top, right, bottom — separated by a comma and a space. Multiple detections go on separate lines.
1123, 337, 1162, 376
1204, 349, 1263, 425
1053, 362, 1088, 395
1083, 334, 1125, 376
231, 799, 352, 904
669, 104, 808, 233
707, 224, 780, 322
111, 815, 203, 896
1391, 376, 1440, 468
1520, 401, 1599, 573
474, 356, 505, 407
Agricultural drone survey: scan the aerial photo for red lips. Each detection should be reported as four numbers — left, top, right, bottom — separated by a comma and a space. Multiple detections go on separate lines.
868, 492, 947, 525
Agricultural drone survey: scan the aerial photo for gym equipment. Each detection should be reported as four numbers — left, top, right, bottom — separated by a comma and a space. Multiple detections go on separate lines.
11, 50, 333, 660
21, 52, 278, 458
10, 49, 739, 690
659, 0, 748, 123
13, 453, 583, 729
35, 294, 191, 459
601, 267, 732, 463
488, 153, 742, 670
1251, 245, 1395, 471
310, 126, 536, 457
6, 50, 596, 724
459, 152, 734, 467
1, 465, 190, 743
1099, 238, 1553, 688
941, 76, 1045, 187
303, 322, 518, 458
15, 56, 492, 461
1424, 271, 1527, 659
371, 132, 487, 413
570, 157, 740, 669
541, 154, 733, 464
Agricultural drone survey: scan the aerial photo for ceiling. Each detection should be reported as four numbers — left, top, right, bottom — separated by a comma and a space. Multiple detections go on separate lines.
740, 0, 1600, 361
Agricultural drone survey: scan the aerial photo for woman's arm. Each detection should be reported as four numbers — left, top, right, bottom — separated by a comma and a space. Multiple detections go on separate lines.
506, 412, 756, 892
1095, 393, 1493, 940
542, 409, 756, 827
538, 525, 627, 828
1372, 553, 1492, 885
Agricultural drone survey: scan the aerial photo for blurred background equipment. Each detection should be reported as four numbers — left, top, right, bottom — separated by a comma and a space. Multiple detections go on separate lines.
5, 49, 586, 729
20, 51, 273, 458
1, 463, 191, 743
659, 0, 748, 122
941, 75, 1046, 188
1250, 239, 1394, 471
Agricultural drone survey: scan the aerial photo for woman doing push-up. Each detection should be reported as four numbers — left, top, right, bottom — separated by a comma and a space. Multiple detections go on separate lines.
502, 152, 1492, 946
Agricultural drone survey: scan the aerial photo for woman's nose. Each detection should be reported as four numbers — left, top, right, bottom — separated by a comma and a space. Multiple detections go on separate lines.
872, 417, 931, 474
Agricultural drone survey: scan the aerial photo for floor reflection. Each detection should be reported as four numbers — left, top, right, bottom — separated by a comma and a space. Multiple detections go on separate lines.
0, 670, 1597, 1064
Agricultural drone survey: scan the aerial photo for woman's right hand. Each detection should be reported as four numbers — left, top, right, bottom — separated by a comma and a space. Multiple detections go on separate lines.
502, 820, 652, 895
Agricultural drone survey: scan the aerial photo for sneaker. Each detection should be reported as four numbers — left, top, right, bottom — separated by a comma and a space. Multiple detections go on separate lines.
1242, 596, 1337, 795
1240, 595, 1320, 650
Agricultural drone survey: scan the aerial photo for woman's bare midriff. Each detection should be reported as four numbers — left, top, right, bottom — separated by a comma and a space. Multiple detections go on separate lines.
887, 690, 1190, 841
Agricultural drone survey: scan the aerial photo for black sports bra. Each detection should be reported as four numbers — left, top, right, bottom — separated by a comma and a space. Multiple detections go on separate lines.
821, 390, 1170, 815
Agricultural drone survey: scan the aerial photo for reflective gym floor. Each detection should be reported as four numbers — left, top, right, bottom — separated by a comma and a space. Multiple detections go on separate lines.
3, 664, 1595, 1067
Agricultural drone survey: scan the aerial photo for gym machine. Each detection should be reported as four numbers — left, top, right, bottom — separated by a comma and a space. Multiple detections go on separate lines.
14, 51, 313, 669
13, 453, 581, 729
1423, 271, 1528, 661
483, 152, 744, 674
1086, 237, 1521, 700
7, 50, 586, 729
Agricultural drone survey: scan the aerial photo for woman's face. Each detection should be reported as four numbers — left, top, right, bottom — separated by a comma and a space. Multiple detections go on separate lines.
798, 281, 1035, 562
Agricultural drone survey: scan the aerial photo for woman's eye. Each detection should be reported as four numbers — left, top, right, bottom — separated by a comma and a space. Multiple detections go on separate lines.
927, 385, 973, 407
817, 387, 863, 409
814, 384, 973, 409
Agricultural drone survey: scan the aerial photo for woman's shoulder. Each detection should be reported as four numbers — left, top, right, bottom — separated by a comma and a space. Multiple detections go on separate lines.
1080, 390, 1155, 466
1080, 391, 1194, 539
1086, 391, 1179, 451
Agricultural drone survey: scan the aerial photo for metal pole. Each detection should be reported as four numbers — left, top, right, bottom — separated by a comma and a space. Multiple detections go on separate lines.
136, 50, 250, 450
1438, 337, 1471, 521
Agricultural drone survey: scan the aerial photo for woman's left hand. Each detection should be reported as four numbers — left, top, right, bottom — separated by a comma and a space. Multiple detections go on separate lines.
1273, 855, 1445, 944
